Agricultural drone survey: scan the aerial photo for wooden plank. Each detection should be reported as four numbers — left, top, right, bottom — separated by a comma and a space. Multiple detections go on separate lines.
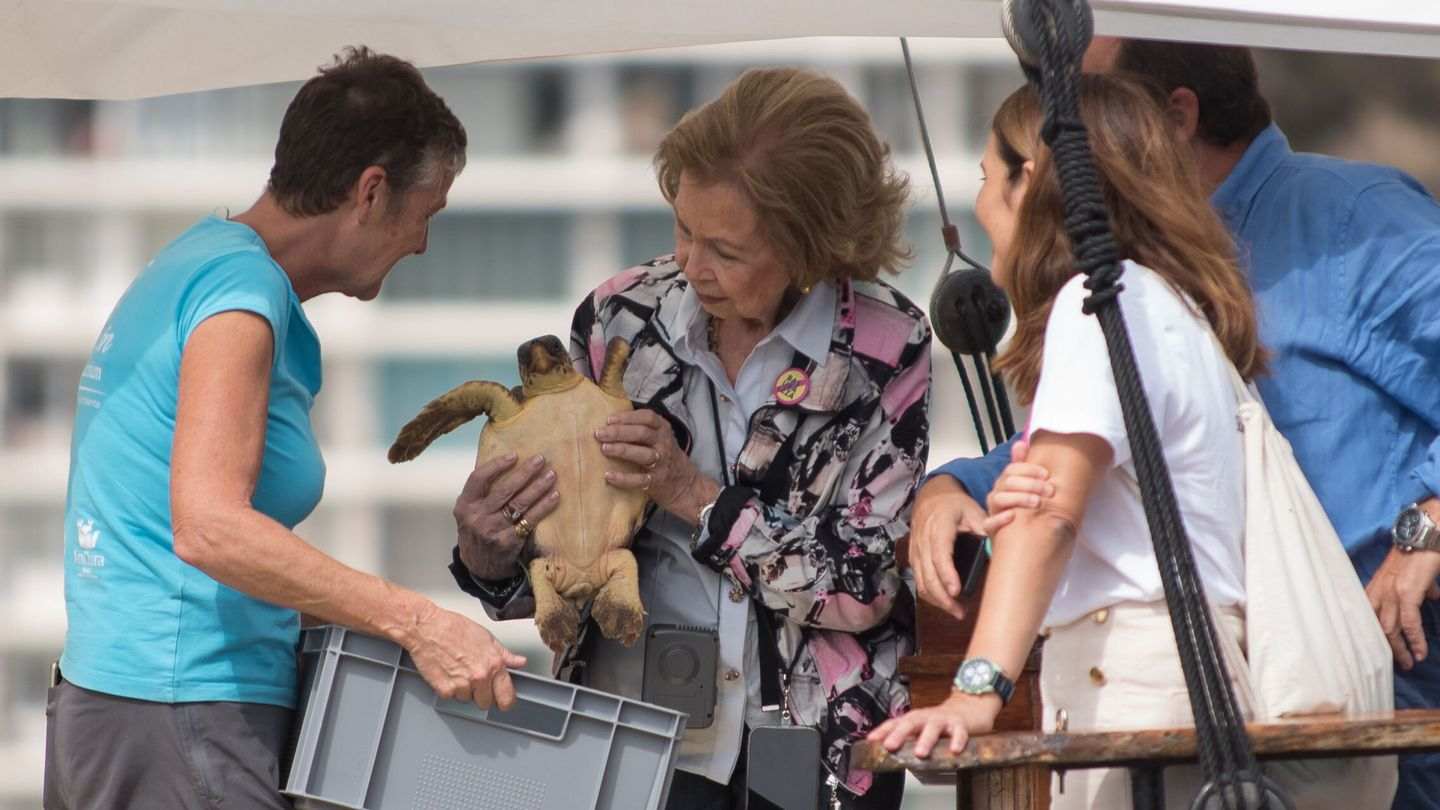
962, 766, 1051, 810
854, 709, 1440, 774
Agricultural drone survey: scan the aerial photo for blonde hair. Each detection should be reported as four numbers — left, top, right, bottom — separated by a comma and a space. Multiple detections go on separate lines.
990, 75, 1267, 403
654, 67, 911, 289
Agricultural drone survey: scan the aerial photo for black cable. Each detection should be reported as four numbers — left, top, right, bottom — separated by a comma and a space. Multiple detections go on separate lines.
964, 317, 1006, 443
902, 37, 954, 239
953, 350, 992, 455
987, 354, 1017, 437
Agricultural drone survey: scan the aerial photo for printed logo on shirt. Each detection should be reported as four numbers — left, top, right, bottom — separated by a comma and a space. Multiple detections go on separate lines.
74, 517, 106, 578
78, 331, 111, 410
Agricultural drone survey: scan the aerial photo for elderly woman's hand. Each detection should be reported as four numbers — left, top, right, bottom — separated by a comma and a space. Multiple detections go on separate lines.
596, 409, 719, 524
454, 452, 560, 580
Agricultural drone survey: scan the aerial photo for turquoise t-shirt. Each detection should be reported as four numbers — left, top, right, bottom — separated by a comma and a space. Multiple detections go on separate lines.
60, 215, 325, 707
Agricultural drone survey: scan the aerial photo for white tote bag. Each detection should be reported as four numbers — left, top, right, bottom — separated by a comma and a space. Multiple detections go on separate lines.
1215, 344, 1397, 807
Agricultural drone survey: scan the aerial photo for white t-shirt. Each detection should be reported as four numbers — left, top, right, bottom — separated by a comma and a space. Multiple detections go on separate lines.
1028, 261, 1246, 628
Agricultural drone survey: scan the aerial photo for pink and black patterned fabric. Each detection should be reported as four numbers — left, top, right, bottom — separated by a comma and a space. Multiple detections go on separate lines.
571, 256, 932, 793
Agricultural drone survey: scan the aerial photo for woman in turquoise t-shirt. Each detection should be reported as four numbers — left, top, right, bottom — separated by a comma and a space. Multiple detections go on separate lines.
46, 48, 538, 810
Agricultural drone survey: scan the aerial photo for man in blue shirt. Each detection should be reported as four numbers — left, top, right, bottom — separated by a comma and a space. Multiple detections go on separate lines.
913, 39, 1440, 809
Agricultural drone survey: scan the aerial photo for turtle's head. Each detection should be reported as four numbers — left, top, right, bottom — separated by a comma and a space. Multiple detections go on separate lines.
518, 335, 578, 395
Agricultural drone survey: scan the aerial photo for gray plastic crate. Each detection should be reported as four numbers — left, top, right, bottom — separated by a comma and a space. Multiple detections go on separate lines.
284, 626, 686, 810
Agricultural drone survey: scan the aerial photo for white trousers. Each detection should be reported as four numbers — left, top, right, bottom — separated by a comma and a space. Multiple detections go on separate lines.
1040, 600, 1393, 810
1041, 601, 1251, 810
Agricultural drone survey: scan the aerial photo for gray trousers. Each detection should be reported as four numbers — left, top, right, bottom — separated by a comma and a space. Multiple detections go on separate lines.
44, 678, 294, 810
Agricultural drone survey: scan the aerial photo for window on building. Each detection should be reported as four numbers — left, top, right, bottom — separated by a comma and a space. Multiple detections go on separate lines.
376, 357, 519, 453
120, 82, 298, 157
380, 211, 572, 302
0, 99, 94, 156
3, 357, 85, 449
0, 651, 53, 744
425, 65, 568, 155
136, 212, 208, 266
381, 505, 464, 592
963, 64, 1026, 150
864, 66, 922, 154
2, 211, 96, 296
0, 505, 63, 600
619, 211, 675, 268
619, 66, 697, 154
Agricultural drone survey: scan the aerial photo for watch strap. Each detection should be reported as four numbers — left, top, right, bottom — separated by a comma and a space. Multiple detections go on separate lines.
993, 671, 1016, 705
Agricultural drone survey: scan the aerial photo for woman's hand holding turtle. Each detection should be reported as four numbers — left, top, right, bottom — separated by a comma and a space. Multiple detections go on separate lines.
454, 452, 561, 579
597, 409, 720, 525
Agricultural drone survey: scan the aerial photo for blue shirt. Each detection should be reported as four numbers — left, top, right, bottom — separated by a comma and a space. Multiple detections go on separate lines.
61, 215, 325, 707
935, 125, 1440, 582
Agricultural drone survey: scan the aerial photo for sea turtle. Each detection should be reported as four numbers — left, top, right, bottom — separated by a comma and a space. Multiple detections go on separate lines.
387, 335, 648, 652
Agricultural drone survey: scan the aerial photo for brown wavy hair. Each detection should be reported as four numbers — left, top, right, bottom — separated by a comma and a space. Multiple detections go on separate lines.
990, 75, 1266, 403
654, 67, 911, 289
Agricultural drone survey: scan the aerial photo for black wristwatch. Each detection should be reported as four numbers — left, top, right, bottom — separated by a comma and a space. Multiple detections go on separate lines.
952, 657, 1015, 705
1393, 503, 1440, 553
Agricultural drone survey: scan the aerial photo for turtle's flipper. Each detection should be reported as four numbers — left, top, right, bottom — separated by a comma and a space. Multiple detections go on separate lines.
598, 337, 632, 399
593, 549, 644, 647
387, 380, 521, 463
532, 557, 582, 652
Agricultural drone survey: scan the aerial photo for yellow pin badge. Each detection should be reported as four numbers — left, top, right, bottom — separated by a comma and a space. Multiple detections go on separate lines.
772, 368, 812, 406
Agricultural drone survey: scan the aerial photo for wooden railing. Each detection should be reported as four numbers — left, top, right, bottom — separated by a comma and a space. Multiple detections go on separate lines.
855, 709, 1440, 810
888, 538, 1440, 809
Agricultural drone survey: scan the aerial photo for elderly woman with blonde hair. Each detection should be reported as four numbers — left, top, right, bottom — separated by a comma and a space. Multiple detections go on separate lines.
449, 67, 932, 809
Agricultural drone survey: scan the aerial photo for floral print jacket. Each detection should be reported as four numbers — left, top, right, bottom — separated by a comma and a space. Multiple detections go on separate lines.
574, 258, 932, 793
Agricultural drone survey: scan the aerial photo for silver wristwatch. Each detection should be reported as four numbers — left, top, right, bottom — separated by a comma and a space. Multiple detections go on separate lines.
952, 657, 1015, 705
1392, 502, 1440, 552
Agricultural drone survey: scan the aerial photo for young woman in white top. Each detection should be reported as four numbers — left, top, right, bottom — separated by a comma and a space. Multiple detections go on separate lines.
868, 74, 1268, 807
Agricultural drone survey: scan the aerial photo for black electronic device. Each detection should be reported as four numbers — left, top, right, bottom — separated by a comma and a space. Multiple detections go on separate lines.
642, 623, 719, 729
745, 725, 823, 810
954, 531, 990, 597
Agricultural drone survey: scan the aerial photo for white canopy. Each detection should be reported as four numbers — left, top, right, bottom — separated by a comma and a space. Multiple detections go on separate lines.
4, 0, 1440, 99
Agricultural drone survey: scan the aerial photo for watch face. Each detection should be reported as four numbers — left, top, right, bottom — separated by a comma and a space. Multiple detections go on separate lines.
1397, 509, 1423, 545
959, 660, 996, 692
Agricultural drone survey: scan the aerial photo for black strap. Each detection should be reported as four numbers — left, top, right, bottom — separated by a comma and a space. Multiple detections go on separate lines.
706, 366, 793, 717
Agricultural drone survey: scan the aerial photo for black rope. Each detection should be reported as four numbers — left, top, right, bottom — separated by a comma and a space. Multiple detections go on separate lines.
1006, 1, 1292, 807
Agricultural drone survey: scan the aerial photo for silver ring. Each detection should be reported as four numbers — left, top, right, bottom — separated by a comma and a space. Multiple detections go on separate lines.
502, 504, 521, 523
646, 450, 660, 471
643, 473, 653, 492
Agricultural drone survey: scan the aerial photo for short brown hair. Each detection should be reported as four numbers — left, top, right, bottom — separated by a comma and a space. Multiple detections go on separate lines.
268, 46, 466, 217
1115, 39, 1272, 149
990, 75, 1266, 402
654, 67, 910, 289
